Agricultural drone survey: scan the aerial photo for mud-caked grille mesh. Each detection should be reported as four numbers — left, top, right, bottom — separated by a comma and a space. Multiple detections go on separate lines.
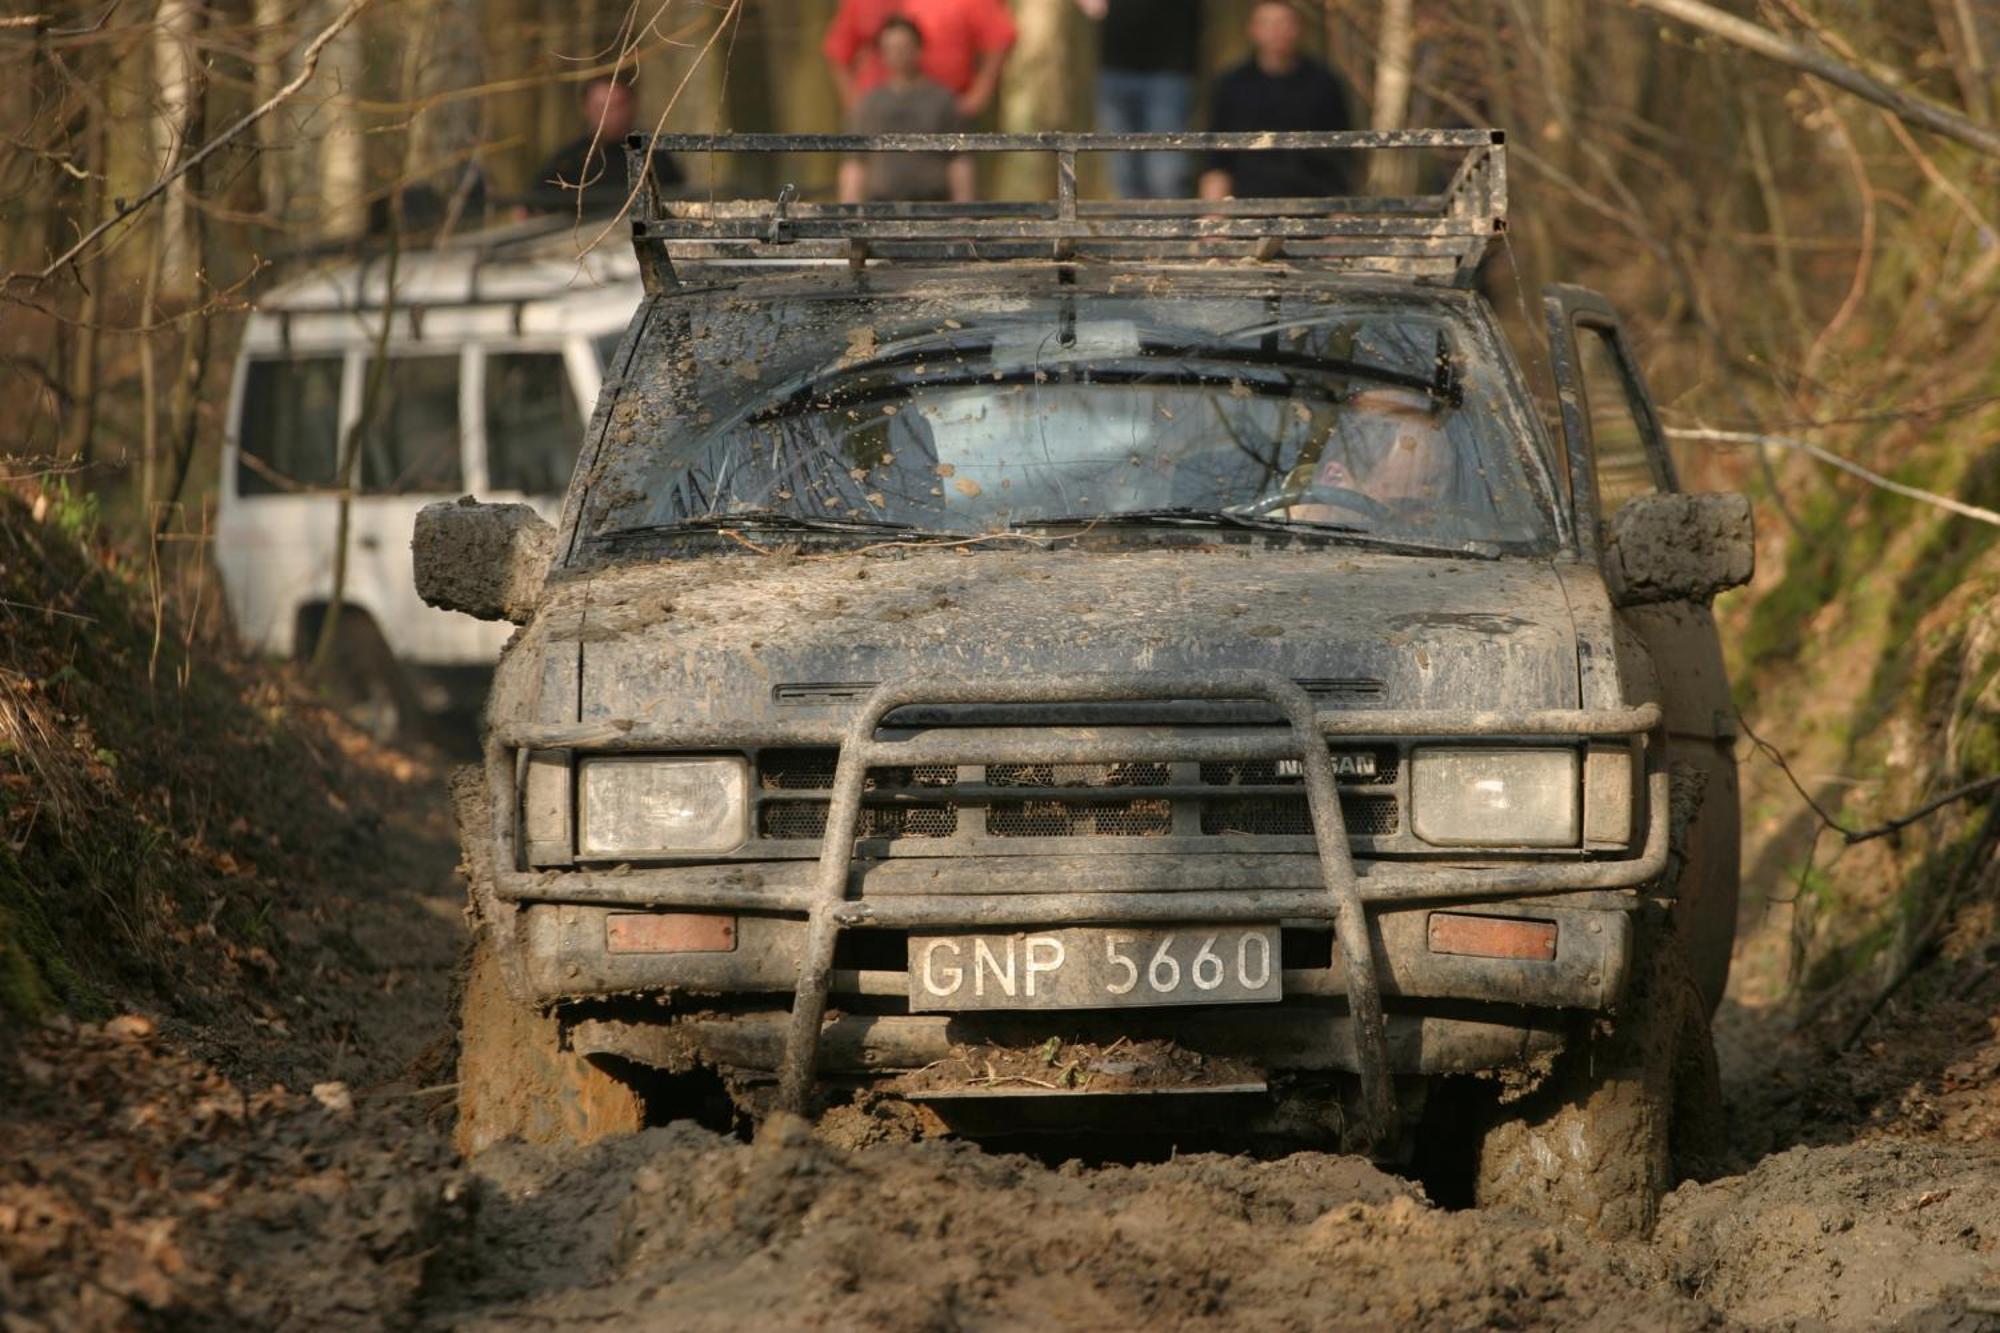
985, 762, 1172, 788
758, 749, 955, 791
760, 801, 959, 840
1200, 794, 1400, 837
755, 744, 1402, 845
987, 798, 1173, 837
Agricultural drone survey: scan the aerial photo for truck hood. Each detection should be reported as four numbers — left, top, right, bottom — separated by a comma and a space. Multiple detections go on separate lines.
538, 546, 1583, 725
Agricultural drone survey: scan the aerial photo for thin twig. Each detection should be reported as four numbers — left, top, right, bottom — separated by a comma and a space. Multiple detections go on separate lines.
1843, 775, 2000, 845
1666, 426, 2000, 527
1740, 712, 2000, 846
967, 1074, 1061, 1090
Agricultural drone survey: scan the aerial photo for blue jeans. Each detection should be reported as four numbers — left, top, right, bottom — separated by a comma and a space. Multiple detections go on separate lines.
1096, 68, 1195, 199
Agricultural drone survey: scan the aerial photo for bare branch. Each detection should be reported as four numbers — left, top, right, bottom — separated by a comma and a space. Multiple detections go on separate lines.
1628, 0, 2000, 159
1666, 426, 2000, 527
4, 0, 371, 288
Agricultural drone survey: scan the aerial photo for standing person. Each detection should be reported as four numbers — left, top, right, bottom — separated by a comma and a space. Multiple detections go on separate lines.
1199, 1, 1360, 200
1075, 0, 1202, 199
525, 75, 682, 216
840, 18, 976, 203
823, 0, 1018, 122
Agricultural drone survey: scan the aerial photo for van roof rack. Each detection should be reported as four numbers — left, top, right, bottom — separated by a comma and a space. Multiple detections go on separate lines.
627, 129, 1505, 289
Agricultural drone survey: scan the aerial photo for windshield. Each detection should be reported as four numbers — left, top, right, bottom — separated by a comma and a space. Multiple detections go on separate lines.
581, 282, 1559, 555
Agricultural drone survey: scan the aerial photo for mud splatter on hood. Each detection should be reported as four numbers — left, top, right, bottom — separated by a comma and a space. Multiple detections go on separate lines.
533, 546, 1583, 727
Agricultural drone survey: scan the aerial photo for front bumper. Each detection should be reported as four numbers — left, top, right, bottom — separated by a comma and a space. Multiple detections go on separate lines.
485, 670, 1666, 1145
519, 898, 1632, 1015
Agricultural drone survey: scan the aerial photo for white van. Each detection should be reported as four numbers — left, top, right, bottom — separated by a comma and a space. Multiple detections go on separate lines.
216, 223, 641, 736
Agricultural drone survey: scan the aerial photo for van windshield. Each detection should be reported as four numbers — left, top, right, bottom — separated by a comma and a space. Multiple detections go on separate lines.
582, 285, 1560, 555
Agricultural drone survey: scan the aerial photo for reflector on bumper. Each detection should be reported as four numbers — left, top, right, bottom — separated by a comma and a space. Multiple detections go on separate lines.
606, 911, 739, 954
1426, 912, 1557, 961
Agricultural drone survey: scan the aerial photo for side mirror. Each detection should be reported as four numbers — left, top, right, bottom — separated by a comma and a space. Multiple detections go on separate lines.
1604, 492, 1754, 607
413, 498, 556, 624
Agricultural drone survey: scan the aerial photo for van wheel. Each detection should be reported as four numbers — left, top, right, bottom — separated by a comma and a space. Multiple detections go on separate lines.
1471, 911, 1721, 1239
454, 935, 646, 1156
306, 613, 413, 744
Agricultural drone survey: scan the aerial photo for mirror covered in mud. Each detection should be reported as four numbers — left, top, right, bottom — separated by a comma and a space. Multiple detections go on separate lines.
1603, 491, 1754, 606
412, 497, 555, 624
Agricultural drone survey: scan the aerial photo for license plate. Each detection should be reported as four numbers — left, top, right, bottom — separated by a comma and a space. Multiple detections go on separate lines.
907, 925, 1281, 1012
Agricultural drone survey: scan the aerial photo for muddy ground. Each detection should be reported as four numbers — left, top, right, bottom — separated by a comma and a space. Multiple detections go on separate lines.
4, 752, 1999, 1331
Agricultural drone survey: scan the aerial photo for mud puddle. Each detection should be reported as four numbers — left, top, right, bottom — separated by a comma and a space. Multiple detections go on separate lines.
9, 1015, 1999, 1330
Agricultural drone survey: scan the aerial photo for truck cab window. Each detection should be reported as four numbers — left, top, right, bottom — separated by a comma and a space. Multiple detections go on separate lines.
236, 356, 342, 495
485, 352, 581, 495
359, 355, 464, 494
1575, 326, 1663, 519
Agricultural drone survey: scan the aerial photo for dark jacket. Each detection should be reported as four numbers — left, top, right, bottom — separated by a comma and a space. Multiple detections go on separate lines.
525, 134, 683, 216
1207, 56, 1359, 197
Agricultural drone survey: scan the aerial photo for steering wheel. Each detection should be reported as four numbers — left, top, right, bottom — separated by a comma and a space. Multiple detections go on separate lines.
1237, 484, 1393, 523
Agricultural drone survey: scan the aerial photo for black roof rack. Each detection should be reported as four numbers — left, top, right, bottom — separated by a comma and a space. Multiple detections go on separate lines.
626, 130, 1506, 289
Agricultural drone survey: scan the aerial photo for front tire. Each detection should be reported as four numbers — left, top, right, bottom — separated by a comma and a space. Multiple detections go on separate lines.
1472, 911, 1721, 1238
454, 935, 645, 1155
450, 768, 643, 1154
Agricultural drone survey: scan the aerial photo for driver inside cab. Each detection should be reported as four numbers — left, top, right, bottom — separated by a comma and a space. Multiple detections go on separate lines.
1285, 385, 1453, 526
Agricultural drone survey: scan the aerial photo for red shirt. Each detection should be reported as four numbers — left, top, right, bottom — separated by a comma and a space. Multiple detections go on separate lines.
823, 0, 1019, 98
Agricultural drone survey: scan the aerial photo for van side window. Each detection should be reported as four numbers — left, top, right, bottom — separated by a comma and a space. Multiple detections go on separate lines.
237, 356, 342, 494
485, 352, 581, 495
360, 355, 463, 493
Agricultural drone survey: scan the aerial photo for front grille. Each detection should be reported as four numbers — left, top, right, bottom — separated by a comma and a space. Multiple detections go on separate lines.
1200, 794, 1400, 837
988, 798, 1173, 837
759, 750, 955, 791
761, 801, 959, 840
753, 744, 1408, 848
986, 761, 1171, 788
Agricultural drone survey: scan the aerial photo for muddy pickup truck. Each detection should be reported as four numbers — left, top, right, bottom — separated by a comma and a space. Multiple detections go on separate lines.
415, 131, 1752, 1237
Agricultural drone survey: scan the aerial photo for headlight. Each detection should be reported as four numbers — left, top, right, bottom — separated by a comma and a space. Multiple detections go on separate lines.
1410, 747, 1579, 847
578, 756, 749, 857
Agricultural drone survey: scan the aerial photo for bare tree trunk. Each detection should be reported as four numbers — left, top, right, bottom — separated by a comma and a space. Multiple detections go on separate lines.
154, 3, 211, 545
413, 0, 485, 233
315, 0, 368, 240
756, 0, 841, 196
1936, 0, 1991, 125
312, 236, 398, 672
1367, 0, 1416, 194
57, 89, 106, 464
253, 0, 294, 227
1541, 0, 1579, 170
314, 9, 419, 671
997, 0, 1072, 200
641, 1, 735, 198
136, 225, 162, 519
152, 0, 199, 300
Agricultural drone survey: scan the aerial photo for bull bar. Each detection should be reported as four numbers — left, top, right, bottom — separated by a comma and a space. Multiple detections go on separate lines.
485, 671, 1666, 1150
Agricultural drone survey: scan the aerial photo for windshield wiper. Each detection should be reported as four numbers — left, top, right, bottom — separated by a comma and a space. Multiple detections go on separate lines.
1009, 506, 1355, 534
597, 510, 921, 540
1010, 507, 1499, 558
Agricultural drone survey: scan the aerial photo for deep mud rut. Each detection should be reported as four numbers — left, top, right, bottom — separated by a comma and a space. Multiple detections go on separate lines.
5, 767, 1999, 1330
